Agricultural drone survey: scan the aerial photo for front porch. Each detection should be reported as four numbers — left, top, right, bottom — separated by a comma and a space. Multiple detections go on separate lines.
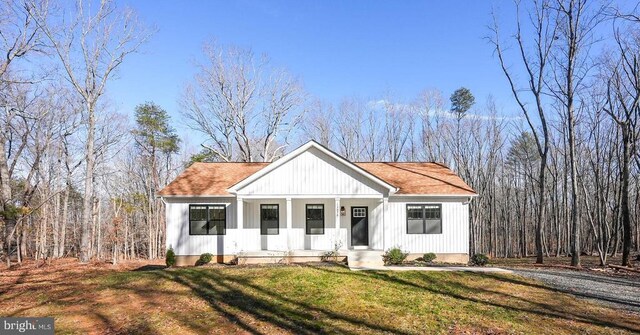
233, 249, 385, 267
233, 196, 386, 253
234, 249, 347, 264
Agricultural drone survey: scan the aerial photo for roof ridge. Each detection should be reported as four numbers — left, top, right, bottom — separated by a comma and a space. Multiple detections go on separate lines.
159, 149, 476, 196
354, 161, 444, 164
192, 161, 271, 164
375, 163, 475, 193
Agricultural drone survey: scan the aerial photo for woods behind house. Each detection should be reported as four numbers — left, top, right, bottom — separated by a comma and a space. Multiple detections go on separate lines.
0, 0, 638, 267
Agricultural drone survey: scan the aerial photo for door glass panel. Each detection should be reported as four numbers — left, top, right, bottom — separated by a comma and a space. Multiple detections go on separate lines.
352, 208, 366, 217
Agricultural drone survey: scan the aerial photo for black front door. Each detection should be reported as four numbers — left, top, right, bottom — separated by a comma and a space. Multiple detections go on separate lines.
351, 207, 368, 246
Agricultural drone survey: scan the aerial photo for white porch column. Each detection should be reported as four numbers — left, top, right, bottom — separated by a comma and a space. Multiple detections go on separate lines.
286, 197, 292, 249
236, 197, 244, 251
335, 197, 341, 249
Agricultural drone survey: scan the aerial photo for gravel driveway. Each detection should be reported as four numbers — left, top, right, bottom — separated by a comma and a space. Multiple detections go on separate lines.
513, 268, 640, 313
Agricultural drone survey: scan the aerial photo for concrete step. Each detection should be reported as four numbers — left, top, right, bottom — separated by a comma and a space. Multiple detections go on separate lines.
347, 250, 384, 267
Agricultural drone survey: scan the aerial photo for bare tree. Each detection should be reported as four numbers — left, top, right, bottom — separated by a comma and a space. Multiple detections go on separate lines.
602, 19, 640, 266
302, 100, 333, 147
334, 98, 365, 160
550, 0, 606, 267
260, 70, 306, 162
490, 0, 558, 263
382, 99, 412, 162
31, 0, 151, 262
361, 102, 383, 162
415, 89, 448, 163
0, 0, 48, 264
182, 42, 305, 163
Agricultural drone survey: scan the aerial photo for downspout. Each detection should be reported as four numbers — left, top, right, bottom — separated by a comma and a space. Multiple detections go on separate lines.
158, 196, 169, 251
382, 196, 387, 252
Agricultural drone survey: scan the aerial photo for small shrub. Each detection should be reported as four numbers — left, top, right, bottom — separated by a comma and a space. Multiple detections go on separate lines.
422, 252, 437, 263
321, 250, 340, 262
321, 241, 343, 262
165, 247, 176, 267
470, 253, 489, 266
383, 247, 408, 265
279, 250, 294, 264
196, 253, 213, 266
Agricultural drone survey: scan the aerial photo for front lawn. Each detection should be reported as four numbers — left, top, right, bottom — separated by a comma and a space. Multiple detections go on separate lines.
1, 260, 638, 334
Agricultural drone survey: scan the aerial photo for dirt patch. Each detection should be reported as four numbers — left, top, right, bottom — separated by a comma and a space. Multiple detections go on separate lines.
0, 258, 168, 334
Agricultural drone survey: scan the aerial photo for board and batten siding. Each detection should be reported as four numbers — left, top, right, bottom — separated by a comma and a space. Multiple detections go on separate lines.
339, 198, 384, 250
166, 196, 470, 256
235, 147, 388, 197
165, 197, 351, 255
384, 197, 470, 254
165, 197, 238, 256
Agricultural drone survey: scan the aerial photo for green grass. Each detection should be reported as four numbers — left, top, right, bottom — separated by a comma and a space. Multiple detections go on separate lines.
1, 262, 639, 334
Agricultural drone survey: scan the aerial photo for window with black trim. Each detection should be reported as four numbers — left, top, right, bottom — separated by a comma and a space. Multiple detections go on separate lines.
407, 204, 442, 234
189, 204, 226, 235
306, 204, 324, 235
260, 204, 279, 235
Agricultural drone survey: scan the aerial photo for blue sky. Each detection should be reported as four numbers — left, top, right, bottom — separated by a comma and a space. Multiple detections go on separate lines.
108, 1, 523, 140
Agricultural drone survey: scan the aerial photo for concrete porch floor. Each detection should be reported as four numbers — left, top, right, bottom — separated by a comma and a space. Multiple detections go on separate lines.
348, 265, 513, 273
235, 249, 347, 264
235, 249, 388, 266
238, 249, 348, 257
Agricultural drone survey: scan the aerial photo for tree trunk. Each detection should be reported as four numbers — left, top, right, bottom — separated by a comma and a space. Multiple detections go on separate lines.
620, 126, 631, 266
59, 185, 69, 258
1, 136, 13, 266
80, 102, 96, 263
535, 155, 546, 264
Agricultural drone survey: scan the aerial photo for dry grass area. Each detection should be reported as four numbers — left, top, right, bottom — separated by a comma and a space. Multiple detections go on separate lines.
1, 258, 639, 334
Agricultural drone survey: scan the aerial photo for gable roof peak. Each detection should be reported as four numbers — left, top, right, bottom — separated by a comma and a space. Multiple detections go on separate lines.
227, 140, 398, 193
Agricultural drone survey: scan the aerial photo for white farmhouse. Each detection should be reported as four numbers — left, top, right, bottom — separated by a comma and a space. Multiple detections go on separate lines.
159, 141, 476, 266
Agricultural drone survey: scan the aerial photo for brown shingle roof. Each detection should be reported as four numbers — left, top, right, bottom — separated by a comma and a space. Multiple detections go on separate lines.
158, 161, 476, 196
157, 162, 268, 196
355, 162, 476, 195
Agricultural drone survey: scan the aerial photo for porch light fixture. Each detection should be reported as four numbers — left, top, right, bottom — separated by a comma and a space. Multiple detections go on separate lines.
340, 206, 346, 216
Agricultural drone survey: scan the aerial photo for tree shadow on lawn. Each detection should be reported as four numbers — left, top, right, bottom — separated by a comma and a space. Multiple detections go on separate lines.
133, 265, 167, 272
157, 268, 412, 335
93, 310, 157, 335
0, 267, 107, 309
0, 269, 30, 296
6, 263, 639, 334
3, 268, 194, 334
311, 265, 640, 333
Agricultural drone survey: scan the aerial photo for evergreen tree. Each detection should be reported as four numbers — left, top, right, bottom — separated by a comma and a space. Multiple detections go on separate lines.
132, 102, 179, 258
450, 87, 475, 120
